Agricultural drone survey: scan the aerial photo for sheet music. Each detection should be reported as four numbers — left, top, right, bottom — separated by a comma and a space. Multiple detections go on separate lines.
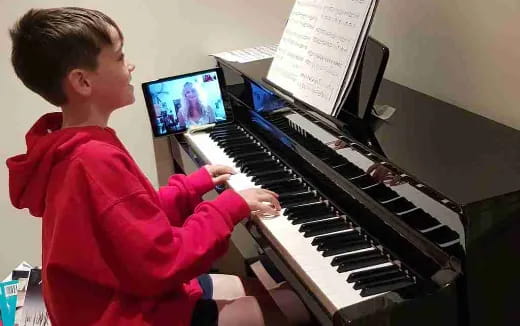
267, 0, 323, 95
267, 0, 376, 116
211, 44, 278, 63
335, 0, 377, 115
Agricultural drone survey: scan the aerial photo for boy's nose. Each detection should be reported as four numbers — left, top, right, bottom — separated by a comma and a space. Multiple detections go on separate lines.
128, 63, 136, 72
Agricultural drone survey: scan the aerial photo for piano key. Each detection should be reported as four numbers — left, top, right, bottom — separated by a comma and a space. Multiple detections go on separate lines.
291, 213, 337, 225
314, 230, 362, 247
322, 240, 371, 257
382, 197, 417, 214
349, 174, 379, 189
300, 218, 350, 237
286, 202, 330, 217
331, 249, 384, 268
353, 270, 405, 290
360, 277, 414, 297
421, 225, 460, 245
281, 195, 321, 209
398, 208, 441, 231
363, 183, 400, 202
347, 264, 401, 283
185, 131, 413, 315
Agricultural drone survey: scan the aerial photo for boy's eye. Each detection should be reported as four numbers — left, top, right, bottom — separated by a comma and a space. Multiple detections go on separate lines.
119, 53, 125, 61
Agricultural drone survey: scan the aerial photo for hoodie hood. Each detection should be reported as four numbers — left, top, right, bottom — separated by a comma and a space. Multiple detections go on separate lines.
6, 112, 117, 217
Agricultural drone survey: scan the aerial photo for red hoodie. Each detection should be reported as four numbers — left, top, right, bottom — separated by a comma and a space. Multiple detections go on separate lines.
7, 112, 250, 326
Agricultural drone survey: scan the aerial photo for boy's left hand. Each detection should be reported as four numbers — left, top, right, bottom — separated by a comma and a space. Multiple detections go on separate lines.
204, 164, 236, 186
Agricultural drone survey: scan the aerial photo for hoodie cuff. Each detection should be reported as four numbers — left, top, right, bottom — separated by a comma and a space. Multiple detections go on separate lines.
213, 189, 250, 226
183, 167, 214, 197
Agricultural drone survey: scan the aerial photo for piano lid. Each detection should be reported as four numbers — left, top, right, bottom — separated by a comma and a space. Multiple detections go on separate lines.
216, 58, 520, 207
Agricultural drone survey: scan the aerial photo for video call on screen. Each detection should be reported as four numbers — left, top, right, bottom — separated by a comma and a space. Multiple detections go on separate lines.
145, 71, 227, 135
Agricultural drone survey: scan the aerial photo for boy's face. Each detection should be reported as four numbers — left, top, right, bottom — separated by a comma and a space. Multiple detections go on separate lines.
90, 26, 135, 111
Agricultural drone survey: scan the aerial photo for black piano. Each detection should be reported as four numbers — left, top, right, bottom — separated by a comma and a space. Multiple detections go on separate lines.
174, 39, 520, 326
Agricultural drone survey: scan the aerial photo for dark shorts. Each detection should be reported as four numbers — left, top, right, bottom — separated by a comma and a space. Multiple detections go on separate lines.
191, 274, 218, 326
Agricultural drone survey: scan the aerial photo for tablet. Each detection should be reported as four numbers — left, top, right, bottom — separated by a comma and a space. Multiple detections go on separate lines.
249, 81, 287, 113
142, 68, 231, 137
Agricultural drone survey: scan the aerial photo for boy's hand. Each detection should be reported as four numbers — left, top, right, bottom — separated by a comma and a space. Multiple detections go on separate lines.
204, 164, 236, 186
237, 188, 281, 217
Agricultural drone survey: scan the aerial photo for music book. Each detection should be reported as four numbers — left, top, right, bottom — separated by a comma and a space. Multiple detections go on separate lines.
266, 0, 379, 116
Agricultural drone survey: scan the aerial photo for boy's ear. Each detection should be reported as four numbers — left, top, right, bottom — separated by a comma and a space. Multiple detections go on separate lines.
66, 69, 92, 97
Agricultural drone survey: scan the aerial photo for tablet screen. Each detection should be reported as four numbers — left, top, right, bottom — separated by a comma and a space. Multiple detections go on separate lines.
250, 81, 287, 113
142, 68, 229, 136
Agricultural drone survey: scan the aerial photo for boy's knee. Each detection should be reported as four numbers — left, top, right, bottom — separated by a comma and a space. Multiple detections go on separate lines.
209, 274, 246, 300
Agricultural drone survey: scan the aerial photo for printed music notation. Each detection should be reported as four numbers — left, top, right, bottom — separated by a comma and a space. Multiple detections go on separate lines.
296, 0, 322, 10
268, 0, 376, 115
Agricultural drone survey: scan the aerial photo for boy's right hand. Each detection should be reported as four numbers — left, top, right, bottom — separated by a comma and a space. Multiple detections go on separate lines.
237, 188, 281, 217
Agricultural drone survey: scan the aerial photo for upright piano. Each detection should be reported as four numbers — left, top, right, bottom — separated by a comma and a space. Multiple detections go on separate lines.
172, 40, 520, 325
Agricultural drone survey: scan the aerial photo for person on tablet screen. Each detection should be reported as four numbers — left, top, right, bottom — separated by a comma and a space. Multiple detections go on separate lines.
177, 81, 215, 128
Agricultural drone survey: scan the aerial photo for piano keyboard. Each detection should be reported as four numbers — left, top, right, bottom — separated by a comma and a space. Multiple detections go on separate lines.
185, 124, 416, 315
270, 113, 465, 254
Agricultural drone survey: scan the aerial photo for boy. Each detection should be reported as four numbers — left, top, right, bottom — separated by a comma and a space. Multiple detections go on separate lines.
7, 7, 281, 326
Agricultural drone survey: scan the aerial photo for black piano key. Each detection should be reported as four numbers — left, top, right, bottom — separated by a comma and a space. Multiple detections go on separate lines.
322, 240, 371, 257
283, 199, 322, 210
278, 190, 314, 202
441, 243, 465, 258
315, 231, 361, 247
253, 172, 292, 184
224, 144, 261, 155
422, 226, 460, 244
399, 209, 440, 230
235, 158, 274, 169
232, 150, 266, 160
286, 202, 329, 217
233, 153, 270, 164
260, 177, 298, 187
321, 154, 347, 167
217, 138, 252, 147
334, 163, 365, 179
317, 233, 364, 250
291, 212, 336, 225
349, 174, 379, 189
363, 183, 400, 203
250, 168, 287, 178
299, 218, 349, 237
347, 264, 401, 283
210, 131, 244, 140
288, 206, 332, 220
265, 181, 303, 193
359, 277, 414, 297
242, 162, 283, 175
331, 249, 382, 267
353, 270, 404, 290
382, 197, 416, 214
337, 255, 388, 273
280, 192, 319, 207
287, 203, 333, 218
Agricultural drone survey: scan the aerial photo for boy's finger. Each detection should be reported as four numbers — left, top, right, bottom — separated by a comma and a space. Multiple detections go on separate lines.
214, 174, 231, 184
215, 165, 236, 175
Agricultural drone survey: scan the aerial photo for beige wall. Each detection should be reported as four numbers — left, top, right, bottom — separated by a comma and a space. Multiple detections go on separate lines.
370, 0, 520, 130
0, 0, 293, 273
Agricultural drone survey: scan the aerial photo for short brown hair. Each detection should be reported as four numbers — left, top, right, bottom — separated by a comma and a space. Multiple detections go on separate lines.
9, 7, 123, 106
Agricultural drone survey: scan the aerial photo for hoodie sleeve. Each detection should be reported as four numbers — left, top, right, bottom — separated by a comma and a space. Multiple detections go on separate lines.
157, 168, 215, 226
73, 144, 250, 297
